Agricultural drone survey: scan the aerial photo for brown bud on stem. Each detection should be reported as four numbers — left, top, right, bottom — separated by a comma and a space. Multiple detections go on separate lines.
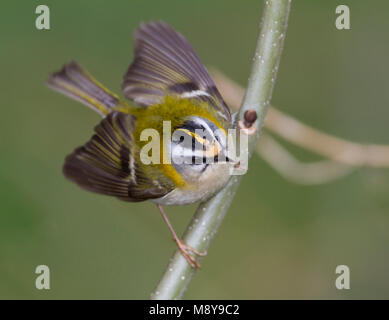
238, 109, 258, 136
243, 109, 258, 128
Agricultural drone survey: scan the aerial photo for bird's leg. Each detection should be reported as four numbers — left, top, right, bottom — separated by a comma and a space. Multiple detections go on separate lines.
157, 204, 206, 268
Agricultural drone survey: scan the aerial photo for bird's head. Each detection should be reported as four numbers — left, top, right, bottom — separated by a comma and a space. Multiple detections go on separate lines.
169, 115, 232, 184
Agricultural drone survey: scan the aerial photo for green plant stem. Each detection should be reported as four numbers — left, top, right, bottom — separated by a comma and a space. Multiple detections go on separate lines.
151, 0, 291, 300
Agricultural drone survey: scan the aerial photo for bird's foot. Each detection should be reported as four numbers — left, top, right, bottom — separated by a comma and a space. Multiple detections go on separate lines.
174, 238, 206, 269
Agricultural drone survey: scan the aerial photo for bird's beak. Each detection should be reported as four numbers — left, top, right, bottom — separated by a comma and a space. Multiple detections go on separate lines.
204, 141, 220, 158
212, 146, 236, 164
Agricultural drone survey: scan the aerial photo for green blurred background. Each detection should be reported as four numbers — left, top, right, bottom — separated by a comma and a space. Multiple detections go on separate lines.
1, 0, 388, 299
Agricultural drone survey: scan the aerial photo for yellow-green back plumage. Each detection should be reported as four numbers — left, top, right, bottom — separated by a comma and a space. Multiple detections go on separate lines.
131, 95, 230, 188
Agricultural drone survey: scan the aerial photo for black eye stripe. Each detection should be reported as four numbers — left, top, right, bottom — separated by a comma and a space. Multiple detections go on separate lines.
171, 117, 225, 174
177, 120, 206, 132
175, 121, 214, 150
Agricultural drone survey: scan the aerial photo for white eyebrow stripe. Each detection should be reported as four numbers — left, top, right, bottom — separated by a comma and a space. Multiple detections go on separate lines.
192, 118, 215, 138
181, 90, 211, 98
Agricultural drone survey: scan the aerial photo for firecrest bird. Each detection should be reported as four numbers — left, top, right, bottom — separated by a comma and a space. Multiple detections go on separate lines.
47, 21, 235, 268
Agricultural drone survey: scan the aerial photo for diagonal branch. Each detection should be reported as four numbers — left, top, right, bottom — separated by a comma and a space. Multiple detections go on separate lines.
151, 0, 292, 300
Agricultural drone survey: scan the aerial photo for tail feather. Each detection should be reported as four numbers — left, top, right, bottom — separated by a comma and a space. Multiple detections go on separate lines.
46, 61, 121, 116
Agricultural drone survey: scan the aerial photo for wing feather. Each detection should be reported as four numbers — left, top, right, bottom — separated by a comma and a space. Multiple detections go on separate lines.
122, 21, 231, 122
63, 112, 174, 201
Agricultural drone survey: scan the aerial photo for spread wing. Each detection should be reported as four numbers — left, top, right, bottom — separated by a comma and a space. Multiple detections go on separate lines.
122, 21, 231, 122
63, 112, 174, 201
